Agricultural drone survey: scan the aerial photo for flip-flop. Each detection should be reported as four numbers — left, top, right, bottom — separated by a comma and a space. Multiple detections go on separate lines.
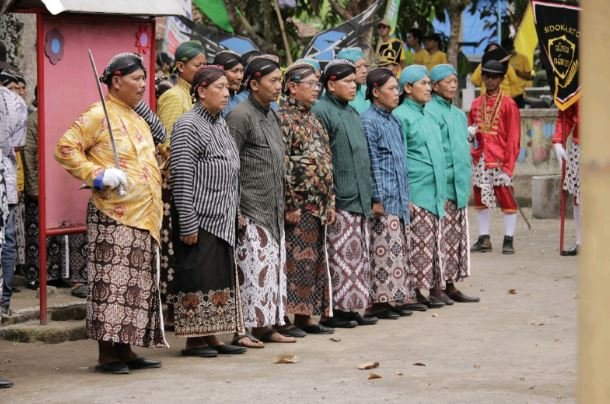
232, 333, 264, 349
258, 329, 296, 343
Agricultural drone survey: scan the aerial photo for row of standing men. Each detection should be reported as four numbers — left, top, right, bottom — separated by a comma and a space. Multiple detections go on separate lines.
51, 40, 524, 374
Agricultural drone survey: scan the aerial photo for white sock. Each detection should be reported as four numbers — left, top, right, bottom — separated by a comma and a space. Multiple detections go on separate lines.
477, 209, 491, 236
574, 205, 581, 245
504, 213, 517, 237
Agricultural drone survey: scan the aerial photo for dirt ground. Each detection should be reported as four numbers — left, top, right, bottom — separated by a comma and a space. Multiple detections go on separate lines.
0, 208, 577, 404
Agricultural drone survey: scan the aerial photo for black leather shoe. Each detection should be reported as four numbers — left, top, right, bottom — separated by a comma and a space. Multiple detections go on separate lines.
298, 323, 335, 334
181, 346, 218, 358
352, 313, 378, 325
446, 289, 480, 303
416, 294, 445, 309
471, 235, 492, 252
430, 292, 454, 305
387, 305, 413, 317
275, 325, 306, 338
211, 344, 247, 355
502, 235, 515, 254
320, 317, 358, 328
0, 379, 14, 389
374, 309, 400, 320
398, 303, 427, 312
561, 244, 578, 256
95, 361, 130, 374
125, 357, 161, 370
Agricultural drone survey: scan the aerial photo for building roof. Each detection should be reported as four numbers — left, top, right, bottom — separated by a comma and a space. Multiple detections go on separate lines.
8, 0, 187, 16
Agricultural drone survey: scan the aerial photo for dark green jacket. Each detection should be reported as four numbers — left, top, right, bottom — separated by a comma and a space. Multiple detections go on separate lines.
312, 93, 372, 217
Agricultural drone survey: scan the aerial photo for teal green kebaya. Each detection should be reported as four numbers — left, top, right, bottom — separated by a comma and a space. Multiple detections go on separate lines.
349, 85, 371, 114
392, 97, 446, 217
425, 93, 472, 208
312, 92, 373, 217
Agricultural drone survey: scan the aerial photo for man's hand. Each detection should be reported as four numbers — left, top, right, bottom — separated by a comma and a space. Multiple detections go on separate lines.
180, 233, 198, 245
553, 143, 567, 169
326, 207, 336, 225
372, 202, 385, 218
101, 168, 127, 190
498, 172, 512, 186
285, 209, 301, 225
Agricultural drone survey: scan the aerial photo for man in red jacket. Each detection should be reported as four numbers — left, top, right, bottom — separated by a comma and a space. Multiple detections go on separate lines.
469, 60, 521, 254
553, 101, 580, 256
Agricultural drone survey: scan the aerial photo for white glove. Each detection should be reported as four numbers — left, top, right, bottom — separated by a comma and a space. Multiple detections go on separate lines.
498, 172, 512, 186
553, 143, 567, 168
467, 125, 477, 142
102, 168, 127, 190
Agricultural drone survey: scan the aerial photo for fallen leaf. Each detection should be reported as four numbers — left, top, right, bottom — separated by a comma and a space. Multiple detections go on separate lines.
274, 355, 299, 364
358, 361, 380, 370
329, 337, 341, 342
529, 385, 536, 390
473, 364, 480, 369
396, 371, 403, 376
508, 289, 517, 294
432, 313, 438, 318
368, 372, 382, 380
413, 362, 427, 367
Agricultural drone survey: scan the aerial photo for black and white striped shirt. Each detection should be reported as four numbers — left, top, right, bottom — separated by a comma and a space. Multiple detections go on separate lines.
134, 100, 166, 145
170, 102, 240, 246
226, 96, 285, 243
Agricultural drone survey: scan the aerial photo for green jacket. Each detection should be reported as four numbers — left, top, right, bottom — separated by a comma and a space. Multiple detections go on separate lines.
393, 98, 446, 217
425, 94, 472, 209
349, 85, 371, 115
312, 93, 372, 217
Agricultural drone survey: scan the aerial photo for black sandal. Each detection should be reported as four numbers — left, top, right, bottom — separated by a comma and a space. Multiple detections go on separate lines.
232, 332, 264, 348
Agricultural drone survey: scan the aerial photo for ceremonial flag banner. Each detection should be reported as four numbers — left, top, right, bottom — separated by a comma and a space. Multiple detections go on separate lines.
532, 0, 581, 111
383, 0, 402, 34
164, 0, 193, 55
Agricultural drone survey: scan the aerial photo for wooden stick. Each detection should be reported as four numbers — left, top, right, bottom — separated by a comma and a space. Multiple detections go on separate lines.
273, 0, 293, 65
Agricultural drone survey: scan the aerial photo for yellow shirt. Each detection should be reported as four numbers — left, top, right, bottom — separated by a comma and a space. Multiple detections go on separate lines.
54, 94, 162, 243
471, 63, 521, 98
509, 52, 533, 94
156, 77, 193, 163
426, 50, 448, 71
413, 48, 430, 67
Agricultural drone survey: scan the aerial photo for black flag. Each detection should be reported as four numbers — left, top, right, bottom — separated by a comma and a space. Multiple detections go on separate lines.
532, 0, 580, 111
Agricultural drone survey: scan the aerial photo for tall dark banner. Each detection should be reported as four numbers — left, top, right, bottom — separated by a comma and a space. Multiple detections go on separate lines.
532, 0, 581, 111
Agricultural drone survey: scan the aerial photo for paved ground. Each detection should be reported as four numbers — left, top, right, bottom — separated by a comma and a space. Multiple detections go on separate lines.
0, 208, 577, 403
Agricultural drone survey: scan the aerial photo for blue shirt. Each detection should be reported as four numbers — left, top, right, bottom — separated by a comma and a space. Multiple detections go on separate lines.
362, 104, 410, 222
221, 93, 242, 118
232, 90, 279, 112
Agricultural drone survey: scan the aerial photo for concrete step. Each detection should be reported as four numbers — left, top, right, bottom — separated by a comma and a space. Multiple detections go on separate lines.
0, 302, 86, 327
0, 319, 86, 343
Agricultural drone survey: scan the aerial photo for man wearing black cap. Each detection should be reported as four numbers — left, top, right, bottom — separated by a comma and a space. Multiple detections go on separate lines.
469, 60, 521, 254
213, 50, 244, 117
226, 55, 296, 346
55, 52, 167, 374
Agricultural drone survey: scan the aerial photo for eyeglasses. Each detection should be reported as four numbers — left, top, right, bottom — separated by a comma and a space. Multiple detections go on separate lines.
294, 80, 322, 90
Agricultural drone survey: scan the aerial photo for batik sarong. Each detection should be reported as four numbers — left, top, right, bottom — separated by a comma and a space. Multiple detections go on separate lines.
326, 209, 371, 312
408, 205, 444, 290
564, 142, 580, 205
85, 202, 166, 347
235, 216, 286, 328
285, 212, 332, 317
169, 221, 245, 338
369, 213, 413, 304
24, 196, 88, 284
441, 201, 470, 283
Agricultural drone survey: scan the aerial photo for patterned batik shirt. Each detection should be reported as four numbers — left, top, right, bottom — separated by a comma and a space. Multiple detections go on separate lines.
278, 97, 335, 221
54, 94, 163, 243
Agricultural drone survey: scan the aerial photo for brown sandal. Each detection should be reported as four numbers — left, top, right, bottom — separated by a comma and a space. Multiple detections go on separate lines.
232, 333, 264, 349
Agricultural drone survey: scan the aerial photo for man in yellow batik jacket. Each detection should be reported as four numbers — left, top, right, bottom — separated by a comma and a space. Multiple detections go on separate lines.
55, 52, 167, 375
